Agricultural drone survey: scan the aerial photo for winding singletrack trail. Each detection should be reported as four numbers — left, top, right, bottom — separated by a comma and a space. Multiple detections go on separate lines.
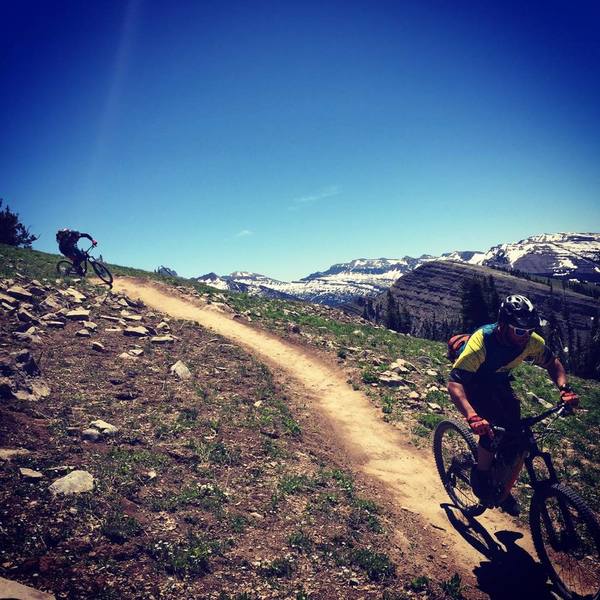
113, 277, 542, 593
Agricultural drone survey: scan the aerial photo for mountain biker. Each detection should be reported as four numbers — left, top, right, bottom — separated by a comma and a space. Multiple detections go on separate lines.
56, 228, 97, 276
446, 294, 579, 516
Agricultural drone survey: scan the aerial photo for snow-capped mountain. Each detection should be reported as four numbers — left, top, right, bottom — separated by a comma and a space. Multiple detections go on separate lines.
194, 232, 600, 306
467, 233, 600, 281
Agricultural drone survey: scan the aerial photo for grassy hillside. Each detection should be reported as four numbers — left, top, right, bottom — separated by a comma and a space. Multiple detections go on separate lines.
1, 244, 598, 599
1, 245, 470, 599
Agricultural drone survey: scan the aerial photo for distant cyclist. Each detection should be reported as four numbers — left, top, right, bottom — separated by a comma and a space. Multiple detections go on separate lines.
447, 294, 579, 515
56, 228, 97, 275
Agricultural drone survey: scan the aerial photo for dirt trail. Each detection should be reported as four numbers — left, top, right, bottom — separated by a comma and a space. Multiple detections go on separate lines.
113, 277, 537, 575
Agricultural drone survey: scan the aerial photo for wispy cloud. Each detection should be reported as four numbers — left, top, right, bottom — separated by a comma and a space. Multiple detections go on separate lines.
289, 185, 341, 211
234, 229, 253, 238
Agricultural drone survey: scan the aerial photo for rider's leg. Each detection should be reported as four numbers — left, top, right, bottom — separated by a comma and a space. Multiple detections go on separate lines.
466, 380, 516, 501
72, 248, 86, 275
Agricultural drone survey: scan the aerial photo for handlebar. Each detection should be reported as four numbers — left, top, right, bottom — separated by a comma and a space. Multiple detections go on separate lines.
490, 402, 571, 437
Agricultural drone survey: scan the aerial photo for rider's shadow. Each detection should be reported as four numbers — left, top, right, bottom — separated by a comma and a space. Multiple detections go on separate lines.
442, 504, 554, 600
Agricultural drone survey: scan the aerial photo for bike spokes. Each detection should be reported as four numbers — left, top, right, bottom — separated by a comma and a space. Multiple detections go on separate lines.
434, 421, 484, 516
535, 492, 600, 599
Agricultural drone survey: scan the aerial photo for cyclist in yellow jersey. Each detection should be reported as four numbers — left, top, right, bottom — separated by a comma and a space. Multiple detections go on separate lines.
447, 294, 579, 515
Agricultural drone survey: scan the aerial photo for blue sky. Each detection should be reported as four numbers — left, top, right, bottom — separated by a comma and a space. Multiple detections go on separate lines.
1, 0, 599, 280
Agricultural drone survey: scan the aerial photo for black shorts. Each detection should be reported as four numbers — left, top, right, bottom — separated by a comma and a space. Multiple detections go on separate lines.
465, 378, 521, 451
59, 243, 84, 263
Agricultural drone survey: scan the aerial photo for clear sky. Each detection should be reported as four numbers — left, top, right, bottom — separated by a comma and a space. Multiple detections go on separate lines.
2, 0, 599, 281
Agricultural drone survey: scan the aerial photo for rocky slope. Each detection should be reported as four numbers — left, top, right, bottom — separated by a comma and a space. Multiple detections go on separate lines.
365, 261, 599, 347
0, 271, 442, 599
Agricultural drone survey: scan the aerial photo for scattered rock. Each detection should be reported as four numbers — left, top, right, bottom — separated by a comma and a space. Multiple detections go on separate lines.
17, 308, 38, 323
83, 321, 98, 331
15, 350, 41, 376
6, 285, 33, 301
427, 402, 442, 412
124, 326, 150, 337
378, 373, 408, 387
120, 310, 142, 322
89, 419, 118, 436
0, 292, 18, 306
20, 467, 44, 479
14, 381, 51, 401
526, 391, 553, 408
49, 470, 94, 495
170, 360, 191, 380
45, 320, 66, 328
426, 369, 438, 377
76, 328, 91, 337
408, 391, 420, 400
156, 321, 170, 331
41, 296, 62, 311
66, 309, 90, 320
100, 315, 121, 322
81, 428, 102, 442
128, 348, 144, 357
151, 335, 174, 344
62, 287, 86, 302
0, 448, 31, 461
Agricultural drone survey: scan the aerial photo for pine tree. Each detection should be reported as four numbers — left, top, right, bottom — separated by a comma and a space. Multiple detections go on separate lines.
461, 277, 490, 332
0, 200, 37, 247
385, 291, 400, 331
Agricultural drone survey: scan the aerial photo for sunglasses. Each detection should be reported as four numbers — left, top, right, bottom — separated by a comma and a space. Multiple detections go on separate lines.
509, 324, 534, 337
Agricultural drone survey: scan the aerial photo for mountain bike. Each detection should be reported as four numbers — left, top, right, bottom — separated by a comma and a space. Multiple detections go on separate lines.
433, 403, 600, 600
56, 245, 113, 287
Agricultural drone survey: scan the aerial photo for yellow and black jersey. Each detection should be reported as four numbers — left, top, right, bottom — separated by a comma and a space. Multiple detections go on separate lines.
449, 323, 554, 385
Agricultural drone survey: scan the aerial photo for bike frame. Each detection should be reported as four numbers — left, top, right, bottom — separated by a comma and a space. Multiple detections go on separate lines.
488, 403, 567, 505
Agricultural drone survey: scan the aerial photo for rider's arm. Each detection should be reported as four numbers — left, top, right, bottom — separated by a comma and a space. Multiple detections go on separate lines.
546, 356, 568, 389
545, 356, 579, 406
447, 381, 478, 419
79, 233, 94, 242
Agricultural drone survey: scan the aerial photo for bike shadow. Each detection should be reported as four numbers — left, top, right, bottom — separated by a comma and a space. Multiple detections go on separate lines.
441, 504, 555, 600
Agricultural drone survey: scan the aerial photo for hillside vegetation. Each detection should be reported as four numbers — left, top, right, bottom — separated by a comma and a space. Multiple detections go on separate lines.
1, 244, 598, 600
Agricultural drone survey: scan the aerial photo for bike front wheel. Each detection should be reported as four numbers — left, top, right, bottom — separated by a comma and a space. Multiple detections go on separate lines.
433, 419, 485, 517
90, 260, 113, 286
530, 483, 600, 600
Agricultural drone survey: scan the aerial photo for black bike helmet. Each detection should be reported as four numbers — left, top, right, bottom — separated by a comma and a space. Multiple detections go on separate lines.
498, 295, 540, 329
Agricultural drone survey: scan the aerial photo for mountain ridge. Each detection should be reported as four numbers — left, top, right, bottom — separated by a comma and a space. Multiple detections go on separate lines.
194, 232, 600, 306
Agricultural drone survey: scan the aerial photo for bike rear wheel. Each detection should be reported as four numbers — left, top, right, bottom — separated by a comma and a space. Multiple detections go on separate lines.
90, 260, 113, 286
433, 419, 485, 517
56, 260, 77, 277
530, 483, 600, 600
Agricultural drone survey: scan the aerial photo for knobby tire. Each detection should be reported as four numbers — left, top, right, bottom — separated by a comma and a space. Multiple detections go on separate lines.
91, 260, 113, 286
433, 419, 485, 517
530, 483, 600, 600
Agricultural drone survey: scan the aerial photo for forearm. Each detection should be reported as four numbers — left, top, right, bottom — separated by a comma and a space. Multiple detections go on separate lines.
447, 381, 477, 419
546, 357, 568, 389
